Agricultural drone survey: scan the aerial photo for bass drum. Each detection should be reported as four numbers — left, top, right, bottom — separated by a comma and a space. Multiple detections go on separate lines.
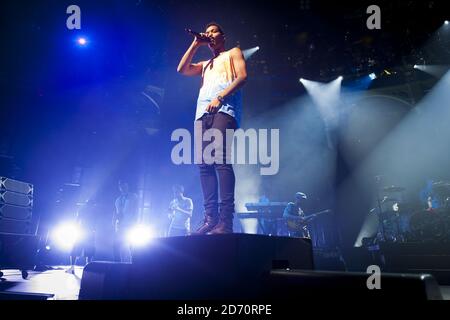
409, 210, 448, 241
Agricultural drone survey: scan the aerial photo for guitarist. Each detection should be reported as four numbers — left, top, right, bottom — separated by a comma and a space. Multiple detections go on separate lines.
283, 192, 311, 238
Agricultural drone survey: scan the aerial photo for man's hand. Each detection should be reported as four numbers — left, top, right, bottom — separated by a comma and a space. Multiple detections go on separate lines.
206, 97, 222, 113
193, 33, 213, 47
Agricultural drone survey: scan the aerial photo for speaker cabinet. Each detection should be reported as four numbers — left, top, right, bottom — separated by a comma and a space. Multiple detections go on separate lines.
0, 191, 33, 207
0, 177, 33, 195
0, 204, 32, 220
0, 218, 32, 234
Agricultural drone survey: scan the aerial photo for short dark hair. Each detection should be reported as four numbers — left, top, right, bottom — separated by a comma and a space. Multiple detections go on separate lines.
205, 22, 225, 35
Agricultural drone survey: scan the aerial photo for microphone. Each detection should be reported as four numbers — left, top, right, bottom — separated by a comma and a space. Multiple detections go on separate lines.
185, 28, 212, 42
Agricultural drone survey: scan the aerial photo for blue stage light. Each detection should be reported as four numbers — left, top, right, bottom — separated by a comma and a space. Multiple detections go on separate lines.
77, 37, 87, 46
369, 73, 377, 80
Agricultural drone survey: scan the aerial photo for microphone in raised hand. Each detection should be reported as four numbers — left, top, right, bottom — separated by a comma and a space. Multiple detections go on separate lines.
185, 28, 212, 43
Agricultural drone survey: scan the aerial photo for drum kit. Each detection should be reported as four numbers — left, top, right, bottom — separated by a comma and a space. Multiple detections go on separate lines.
376, 182, 450, 243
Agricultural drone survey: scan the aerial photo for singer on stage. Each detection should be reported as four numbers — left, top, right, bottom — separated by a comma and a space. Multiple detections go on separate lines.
177, 22, 247, 234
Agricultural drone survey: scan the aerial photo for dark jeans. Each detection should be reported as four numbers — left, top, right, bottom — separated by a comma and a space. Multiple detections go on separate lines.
196, 112, 237, 220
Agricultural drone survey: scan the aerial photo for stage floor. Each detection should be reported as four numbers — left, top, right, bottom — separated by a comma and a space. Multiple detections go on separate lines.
0, 266, 83, 300
1, 266, 450, 300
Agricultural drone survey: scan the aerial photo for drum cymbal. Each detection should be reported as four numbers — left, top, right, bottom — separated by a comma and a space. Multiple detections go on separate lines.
381, 197, 399, 203
383, 186, 405, 193
432, 181, 450, 186
433, 181, 450, 190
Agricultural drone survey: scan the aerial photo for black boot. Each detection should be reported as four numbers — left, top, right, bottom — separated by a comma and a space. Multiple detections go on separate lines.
192, 214, 218, 235
208, 217, 233, 235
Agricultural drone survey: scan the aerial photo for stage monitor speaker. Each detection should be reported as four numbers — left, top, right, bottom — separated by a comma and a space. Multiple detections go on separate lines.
0, 204, 32, 220
0, 191, 33, 207
78, 234, 313, 300
0, 177, 33, 195
265, 269, 443, 300
0, 233, 38, 270
79, 262, 132, 300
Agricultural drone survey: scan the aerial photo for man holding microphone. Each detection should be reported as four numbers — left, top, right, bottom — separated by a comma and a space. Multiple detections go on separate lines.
177, 22, 248, 234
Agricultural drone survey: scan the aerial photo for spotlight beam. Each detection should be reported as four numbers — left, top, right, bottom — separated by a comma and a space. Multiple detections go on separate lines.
414, 64, 450, 78
242, 46, 260, 60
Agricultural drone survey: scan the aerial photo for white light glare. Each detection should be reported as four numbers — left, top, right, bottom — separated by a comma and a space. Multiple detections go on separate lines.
77, 37, 87, 46
52, 222, 83, 251
242, 46, 260, 60
126, 224, 155, 247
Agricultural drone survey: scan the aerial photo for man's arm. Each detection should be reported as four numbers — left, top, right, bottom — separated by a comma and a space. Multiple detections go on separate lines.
174, 199, 193, 217
206, 47, 248, 112
177, 39, 205, 76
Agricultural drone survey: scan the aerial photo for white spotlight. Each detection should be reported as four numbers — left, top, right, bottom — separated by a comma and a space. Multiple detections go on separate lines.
52, 222, 84, 251
369, 73, 377, 80
126, 224, 155, 247
299, 78, 304, 83
413, 65, 418, 69
445, 20, 449, 25
301, 76, 342, 127
242, 46, 260, 60
338, 76, 343, 81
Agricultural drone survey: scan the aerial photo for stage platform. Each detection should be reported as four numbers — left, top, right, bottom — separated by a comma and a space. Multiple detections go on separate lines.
0, 266, 83, 300
1, 234, 449, 300
1, 266, 450, 300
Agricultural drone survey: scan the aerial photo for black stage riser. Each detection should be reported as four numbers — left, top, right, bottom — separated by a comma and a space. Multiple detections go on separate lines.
79, 234, 443, 300
78, 264, 442, 300
267, 270, 443, 300
79, 234, 313, 300
379, 243, 450, 285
